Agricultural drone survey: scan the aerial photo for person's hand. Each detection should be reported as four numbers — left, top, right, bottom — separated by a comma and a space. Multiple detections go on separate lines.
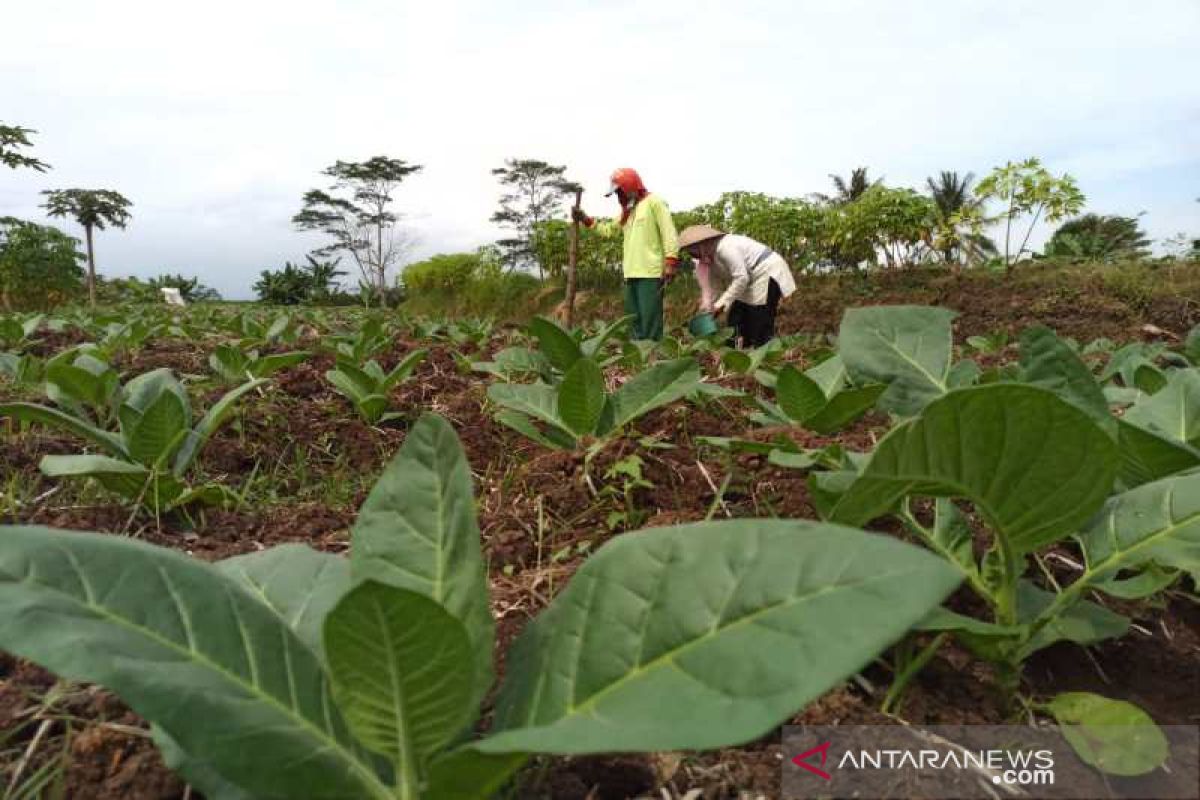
712, 300, 727, 316
698, 299, 714, 314
662, 256, 680, 280
571, 207, 593, 226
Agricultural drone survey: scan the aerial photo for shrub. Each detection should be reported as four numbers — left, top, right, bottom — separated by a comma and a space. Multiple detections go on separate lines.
0, 217, 85, 310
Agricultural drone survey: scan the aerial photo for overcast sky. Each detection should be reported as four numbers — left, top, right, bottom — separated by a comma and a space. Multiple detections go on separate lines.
3, 0, 1198, 299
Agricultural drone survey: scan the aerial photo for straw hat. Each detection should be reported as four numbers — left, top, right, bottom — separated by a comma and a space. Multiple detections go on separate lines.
678, 224, 726, 250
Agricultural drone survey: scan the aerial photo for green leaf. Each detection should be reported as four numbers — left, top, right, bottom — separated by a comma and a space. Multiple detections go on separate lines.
209, 345, 248, 382
487, 382, 566, 432
173, 379, 265, 476
1047, 693, 1169, 777
803, 354, 847, 396
528, 316, 582, 373
1075, 471, 1200, 590
39, 454, 166, 501
831, 385, 1118, 553
1124, 368, 1200, 446
775, 365, 826, 422
383, 348, 428, 390
1018, 582, 1128, 656
0, 402, 126, 457
838, 305, 956, 416
479, 519, 960, 754
254, 350, 310, 378
0, 527, 390, 799
607, 358, 700, 431
424, 749, 527, 800
1115, 420, 1200, 489
126, 387, 190, 466
494, 410, 576, 450
216, 544, 350, 661
581, 315, 632, 358
325, 583, 474, 774
804, 385, 885, 434
46, 361, 107, 410
352, 415, 495, 713
557, 357, 606, 436
152, 728, 253, 800
1019, 325, 1114, 436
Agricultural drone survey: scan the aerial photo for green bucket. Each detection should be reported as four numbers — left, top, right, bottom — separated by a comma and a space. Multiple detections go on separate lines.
688, 312, 719, 337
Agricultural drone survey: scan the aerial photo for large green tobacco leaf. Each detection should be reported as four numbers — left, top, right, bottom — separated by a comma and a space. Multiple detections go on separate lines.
1123, 369, 1200, 446
0, 402, 126, 456
480, 519, 960, 754
1075, 471, 1200, 588
216, 544, 350, 660
1020, 326, 1114, 436
606, 358, 700, 431
528, 316, 582, 373
126, 386, 190, 466
494, 410, 576, 450
831, 385, 1118, 553
1047, 693, 1169, 777
325, 583, 474, 774
488, 382, 566, 432
557, 357, 606, 436
776, 365, 826, 422
1115, 420, 1200, 488
804, 385, 886, 434
1017, 582, 1129, 656
0, 527, 390, 800
838, 305, 955, 416
352, 414, 495, 712
39, 454, 166, 501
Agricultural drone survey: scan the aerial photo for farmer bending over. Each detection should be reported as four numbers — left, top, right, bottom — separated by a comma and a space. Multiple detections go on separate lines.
679, 224, 797, 348
573, 167, 679, 341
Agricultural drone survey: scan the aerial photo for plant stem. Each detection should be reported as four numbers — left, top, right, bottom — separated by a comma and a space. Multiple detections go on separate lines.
881, 633, 947, 715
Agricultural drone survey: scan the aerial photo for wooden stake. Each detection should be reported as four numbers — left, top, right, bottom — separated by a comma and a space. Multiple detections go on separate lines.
565, 188, 583, 328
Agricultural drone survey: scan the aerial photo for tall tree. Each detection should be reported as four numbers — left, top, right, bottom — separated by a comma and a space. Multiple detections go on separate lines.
293, 157, 422, 307
40, 189, 132, 307
490, 159, 575, 279
925, 171, 996, 268
1042, 214, 1150, 261
814, 167, 881, 205
0, 124, 50, 173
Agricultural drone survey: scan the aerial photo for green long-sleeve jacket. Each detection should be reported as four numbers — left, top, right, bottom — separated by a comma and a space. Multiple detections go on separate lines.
592, 194, 679, 279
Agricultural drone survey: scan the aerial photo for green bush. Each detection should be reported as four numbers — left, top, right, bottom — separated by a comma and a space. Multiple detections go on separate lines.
0, 217, 85, 310
402, 252, 486, 293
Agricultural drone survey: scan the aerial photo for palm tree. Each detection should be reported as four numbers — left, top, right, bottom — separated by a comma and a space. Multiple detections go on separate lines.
1042, 214, 1150, 261
812, 167, 881, 205
925, 171, 996, 268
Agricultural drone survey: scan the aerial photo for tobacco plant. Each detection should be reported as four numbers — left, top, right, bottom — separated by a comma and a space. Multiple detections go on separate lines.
326, 349, 428, 425
488, 356, 701, 451
0, 368, 262, 512
0, 415, 961, 799
209, 343, 309, 384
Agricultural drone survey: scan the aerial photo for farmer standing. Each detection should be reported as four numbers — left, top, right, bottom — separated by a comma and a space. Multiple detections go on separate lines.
678, 224, 797, 348
573, 168, 679, 341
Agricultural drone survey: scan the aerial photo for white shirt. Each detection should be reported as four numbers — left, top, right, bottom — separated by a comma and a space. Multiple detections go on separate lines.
703, 234, 797, 309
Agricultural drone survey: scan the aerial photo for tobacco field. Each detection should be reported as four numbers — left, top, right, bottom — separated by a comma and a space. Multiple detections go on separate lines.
0, 295, 1198, 799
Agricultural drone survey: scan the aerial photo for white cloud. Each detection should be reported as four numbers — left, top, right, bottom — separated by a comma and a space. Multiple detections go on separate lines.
2, 0, 1198, 297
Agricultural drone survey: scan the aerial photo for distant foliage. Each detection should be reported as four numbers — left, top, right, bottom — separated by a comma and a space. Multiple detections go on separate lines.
490, 159, 576, 278
402, 252, 488, 293
254, 256, 349, 305
0, 217, 85, 310
148, 273, 222, 302
1042, 214, 1151, 262
0, 123, 50, 172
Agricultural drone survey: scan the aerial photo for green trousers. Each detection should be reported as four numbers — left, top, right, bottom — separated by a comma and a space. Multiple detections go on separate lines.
623, 278, 664, 341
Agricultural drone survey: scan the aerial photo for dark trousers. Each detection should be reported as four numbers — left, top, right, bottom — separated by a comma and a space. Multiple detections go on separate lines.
623, 278, 664, 341
727, 278, 782, 348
